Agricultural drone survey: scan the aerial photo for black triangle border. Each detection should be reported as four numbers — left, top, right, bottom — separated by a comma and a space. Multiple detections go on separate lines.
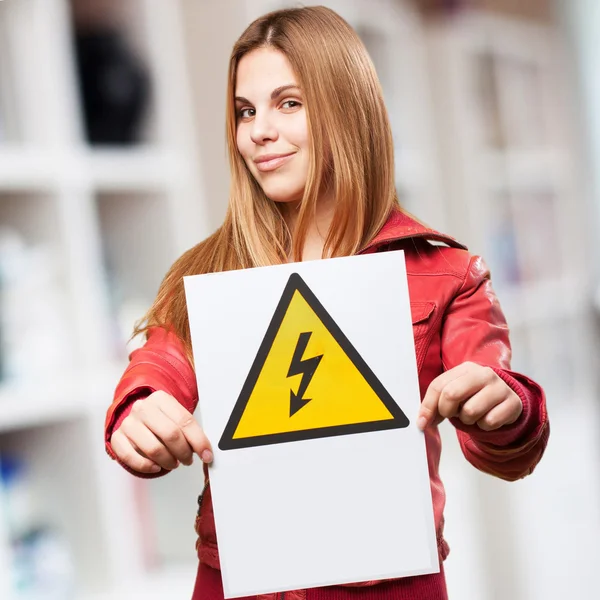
218, 272, 409, 450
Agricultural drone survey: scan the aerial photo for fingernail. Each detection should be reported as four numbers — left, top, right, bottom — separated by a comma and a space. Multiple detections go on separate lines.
150, 465, 161, 473
417, 416, 427, 431
201, 450, 213, 464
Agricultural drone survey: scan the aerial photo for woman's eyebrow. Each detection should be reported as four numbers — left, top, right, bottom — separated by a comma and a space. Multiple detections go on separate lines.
234, 84, 301, 105
270, 84, 300, 99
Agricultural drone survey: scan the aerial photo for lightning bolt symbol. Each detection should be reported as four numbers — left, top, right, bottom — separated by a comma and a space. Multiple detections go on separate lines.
287, 332, 323, 417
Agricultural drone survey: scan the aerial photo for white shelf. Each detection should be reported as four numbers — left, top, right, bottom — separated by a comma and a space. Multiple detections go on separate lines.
0, 148, 63, 190
87, 147, 187, 191
0, 146, 186, 192
0, 364, 126, 434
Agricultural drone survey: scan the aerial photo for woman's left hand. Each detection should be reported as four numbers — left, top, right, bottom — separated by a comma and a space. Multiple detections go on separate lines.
417, 361, 523, 431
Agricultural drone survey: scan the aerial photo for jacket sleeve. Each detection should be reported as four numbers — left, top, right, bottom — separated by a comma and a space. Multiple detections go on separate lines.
441, 255, 550, 481
104, 326, 198, 478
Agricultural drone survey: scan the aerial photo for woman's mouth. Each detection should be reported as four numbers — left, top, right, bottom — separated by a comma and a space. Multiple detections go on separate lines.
254, 152, 295, 172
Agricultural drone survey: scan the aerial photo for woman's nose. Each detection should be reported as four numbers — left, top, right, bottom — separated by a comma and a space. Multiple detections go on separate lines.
250, 112, 278, 145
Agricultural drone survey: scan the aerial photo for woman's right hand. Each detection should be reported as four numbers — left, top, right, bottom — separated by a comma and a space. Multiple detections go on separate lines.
111, 390, 213, 474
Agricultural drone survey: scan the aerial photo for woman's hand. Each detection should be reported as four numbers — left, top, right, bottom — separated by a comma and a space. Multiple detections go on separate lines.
111, 390, 213, 474
417, 362, 522, 432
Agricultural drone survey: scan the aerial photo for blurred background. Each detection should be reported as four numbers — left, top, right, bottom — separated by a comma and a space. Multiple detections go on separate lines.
0, 0, 598, 598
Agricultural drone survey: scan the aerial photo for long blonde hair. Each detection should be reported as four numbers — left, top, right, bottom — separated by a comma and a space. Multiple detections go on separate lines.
135, 6, 401, 356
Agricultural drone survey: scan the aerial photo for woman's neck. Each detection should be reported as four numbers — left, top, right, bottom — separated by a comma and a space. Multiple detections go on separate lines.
284, 192, 335, 262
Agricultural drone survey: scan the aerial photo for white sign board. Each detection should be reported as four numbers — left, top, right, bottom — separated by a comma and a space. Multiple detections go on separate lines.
184, 250, 438, 598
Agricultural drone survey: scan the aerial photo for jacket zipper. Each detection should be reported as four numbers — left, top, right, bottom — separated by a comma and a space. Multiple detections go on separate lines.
197, 479, 209, 511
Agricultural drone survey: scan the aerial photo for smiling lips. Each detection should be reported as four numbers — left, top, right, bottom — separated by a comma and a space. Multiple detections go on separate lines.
254, 152, 295, 172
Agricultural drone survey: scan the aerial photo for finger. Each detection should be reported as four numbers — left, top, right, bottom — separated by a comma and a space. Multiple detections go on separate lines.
121, 417, 179, 470
134, 402, 194, 466
439, 367, 495, 421
457, 381, 505, 425
418, 362, 472, 430
431, 412, 445, 428
153, 393, 213, 463
111, 429, 161, 474
476, 392, 523, 431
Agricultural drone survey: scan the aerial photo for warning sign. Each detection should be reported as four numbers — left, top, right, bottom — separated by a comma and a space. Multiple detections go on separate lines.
219, 273, 409, 450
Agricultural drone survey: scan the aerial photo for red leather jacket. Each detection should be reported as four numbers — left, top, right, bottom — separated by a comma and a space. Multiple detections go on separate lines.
104, 209, 549, 593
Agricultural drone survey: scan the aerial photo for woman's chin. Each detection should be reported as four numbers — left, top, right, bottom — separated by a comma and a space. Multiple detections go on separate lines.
263, 188, 304, 205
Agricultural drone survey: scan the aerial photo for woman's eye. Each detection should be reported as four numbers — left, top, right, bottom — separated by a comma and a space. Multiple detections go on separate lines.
281, 100, 301, 110
238, 107, 255, 119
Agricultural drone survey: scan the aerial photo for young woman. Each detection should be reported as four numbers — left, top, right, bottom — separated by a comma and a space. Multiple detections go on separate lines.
104, 6, 549, 600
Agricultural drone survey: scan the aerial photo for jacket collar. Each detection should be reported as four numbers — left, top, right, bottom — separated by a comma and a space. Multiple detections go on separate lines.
362, 207, 468, 253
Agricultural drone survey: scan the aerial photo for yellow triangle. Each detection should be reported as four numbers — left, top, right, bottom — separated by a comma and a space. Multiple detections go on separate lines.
219, 273, 409, 450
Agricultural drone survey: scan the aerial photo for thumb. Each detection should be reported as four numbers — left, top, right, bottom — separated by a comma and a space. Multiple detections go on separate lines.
417, 384, 441, 430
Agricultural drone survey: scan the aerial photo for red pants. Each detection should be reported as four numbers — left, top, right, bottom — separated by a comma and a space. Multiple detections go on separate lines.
192, 562, 448, 600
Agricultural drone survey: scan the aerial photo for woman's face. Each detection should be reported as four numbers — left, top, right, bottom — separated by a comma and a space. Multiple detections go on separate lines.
235, 47, 309, 204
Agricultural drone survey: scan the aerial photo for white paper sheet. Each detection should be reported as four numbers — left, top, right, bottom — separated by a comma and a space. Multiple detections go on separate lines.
184, 250, 438, 598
